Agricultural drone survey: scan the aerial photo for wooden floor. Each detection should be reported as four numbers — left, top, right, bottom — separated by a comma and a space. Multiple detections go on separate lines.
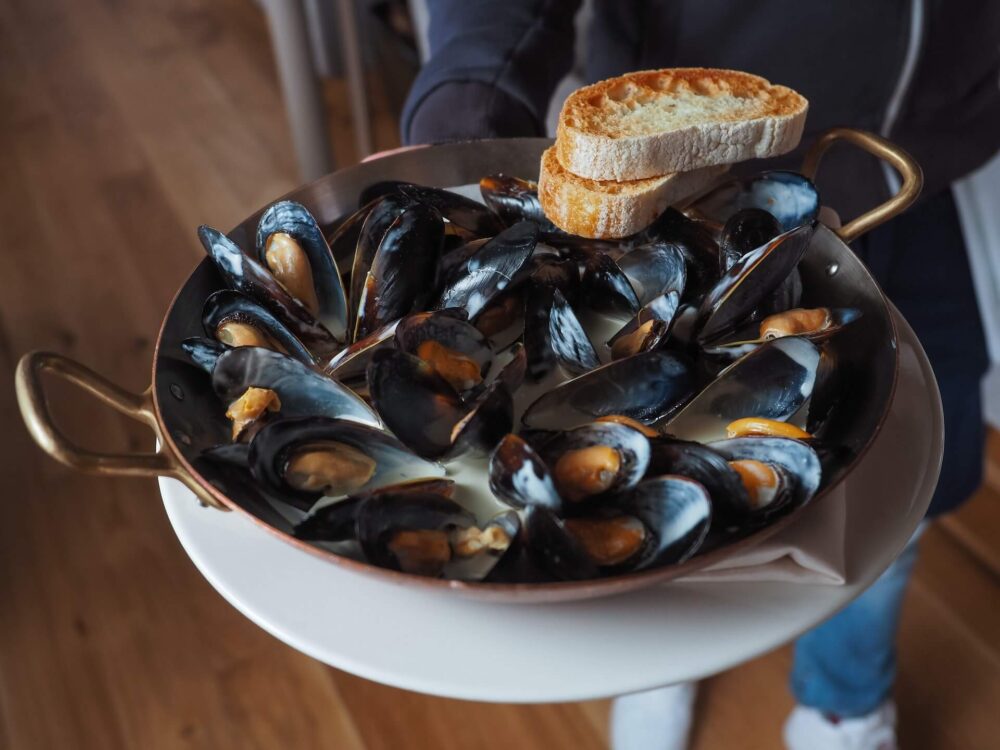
1, 0, 998, 747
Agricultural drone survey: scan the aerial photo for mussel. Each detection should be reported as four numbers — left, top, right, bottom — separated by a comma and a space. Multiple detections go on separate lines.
519, 475, 711, 580
203, 289, 315, 366
521, 350, 695, 430
692, 171, 820, 232
255, 200, 350, 341
199, 226, 341, 356
664, 337, 820, 443
436, 221, 540, 320
249, 416, 445, 506
524, 286, 599, 381
354, 201, 445, 340
394, 310, 493, 395
480, 174, 557, 230
708, 436, 822, 518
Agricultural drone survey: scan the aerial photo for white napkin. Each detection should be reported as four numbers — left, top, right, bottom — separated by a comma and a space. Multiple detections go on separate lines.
679, 485, 847, 584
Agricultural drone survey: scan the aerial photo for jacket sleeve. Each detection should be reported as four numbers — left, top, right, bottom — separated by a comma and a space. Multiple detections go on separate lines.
402, 0, 581, 144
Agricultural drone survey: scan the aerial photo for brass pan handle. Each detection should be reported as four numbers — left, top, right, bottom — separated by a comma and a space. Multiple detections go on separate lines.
15, 351, 227, 509
801, 128, 923, 244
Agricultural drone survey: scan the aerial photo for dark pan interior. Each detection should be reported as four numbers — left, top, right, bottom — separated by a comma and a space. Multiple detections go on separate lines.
151, 138, 897, 575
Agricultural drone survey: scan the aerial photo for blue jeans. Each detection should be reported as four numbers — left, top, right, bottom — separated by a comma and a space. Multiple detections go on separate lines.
791, 527, 924, 716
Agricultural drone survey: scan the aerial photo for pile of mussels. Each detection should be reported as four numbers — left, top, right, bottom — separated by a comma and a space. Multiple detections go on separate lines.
182, 171, 860, 583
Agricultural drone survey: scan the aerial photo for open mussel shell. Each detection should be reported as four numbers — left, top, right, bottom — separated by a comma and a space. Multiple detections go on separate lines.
203, 289, 315, 366
181, 337, 229, 374
249, 416, 445, 507
524, 285, 599, 381
617, 475, 712, 569
538, 422, 651, 504
646, 439, 750, 521
640, 208, 720, 303
293, 478, 456, 543
326, 197, 379, 261
193, 443, 304, 523
692, 171, 820, 232
707, 436, 822, 517
480, 174, 557, 231
255, 200, 349, 341
354, 489, 476, 577
577, 249, 641, 316
607, 291, 680, 360
488, 434, 563, 512
398, 183, 505, 236
521, 350, 695, 431
323, 320, 398, 383
199, 225, 340, 356
447, 380, 514, 459
718, 208, 782, 273
354, 201, 445, 340
349, 194, 411, 334
395, 310, 493, 395
695, 222, 816, 344
664, 337, 820, 443
616, 242, 687, 306
213, 346, 381, 427
445, 509, 522, 582
436, 220, 540, 320
521, 506, 600, 581
366, 348, 468, 459
703, 307, 862, 363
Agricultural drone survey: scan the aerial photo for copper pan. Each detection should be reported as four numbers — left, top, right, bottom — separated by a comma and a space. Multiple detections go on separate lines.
16, 128, 922, 603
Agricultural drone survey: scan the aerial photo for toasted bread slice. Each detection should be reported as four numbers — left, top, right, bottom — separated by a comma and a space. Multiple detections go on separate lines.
538, 147, 727, 239
556, 68, 808, 181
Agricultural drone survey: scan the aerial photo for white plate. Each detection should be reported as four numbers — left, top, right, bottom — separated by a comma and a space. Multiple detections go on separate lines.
160, 309, 941, 702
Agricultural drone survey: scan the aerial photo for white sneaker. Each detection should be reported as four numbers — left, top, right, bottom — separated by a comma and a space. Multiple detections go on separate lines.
610, 682, 697, 750
783, 702, 898, 750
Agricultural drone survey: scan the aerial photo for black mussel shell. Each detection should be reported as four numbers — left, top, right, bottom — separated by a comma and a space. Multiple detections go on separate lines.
439, 236, 489, 281
538, 422, 652, 502
213, 346, 381, 427
528, 255, 580, 298
665, 337, 820, 442
354, 202, 445, 340
693, 171, 820, 233
618, 475, 712, 569
703, 307, 862, 364
446, 509, 522, 582
494, 342, 528, 394
366, 348, 467, 458
398, 183, 505, 236
524, 286, 599, 381
355, 490, 476, 577
199, 225, 340, 356
577, 249, 641, 316
521, 350, 695, 430
718, 208, 782, 273
488, 434, 563, 512
357, 180, 410, 207
641, 208, 720, 303
708, 436, 822, 517
181, 337, 229, 374
323, 320, 398, 383
395, 310, 493, 395
256, 200, 349, 340
480, 174, 558, 231
349, 193, 413, 336
294, 477, 456, 542
436, 221, 539, 320
326, 197, 379, 262
194, 443, 303, 522
203, 289, 315, 366
695, 222, 816, 344
616, 242, 687, 306
521, 506, 600, 581
447, 380, 514, 459
249, 416, 445, 504
607, 291, 680, 359
646, 439, 751, 521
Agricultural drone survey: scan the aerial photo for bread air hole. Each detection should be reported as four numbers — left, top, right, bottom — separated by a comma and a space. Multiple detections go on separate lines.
607, 82, 635, 102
